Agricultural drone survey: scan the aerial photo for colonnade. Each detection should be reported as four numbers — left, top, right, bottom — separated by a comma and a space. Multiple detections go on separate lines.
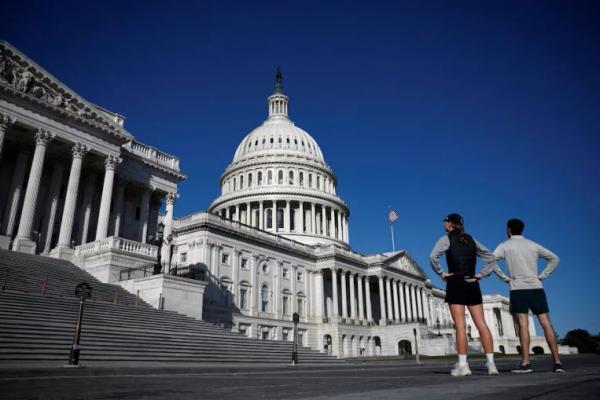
222, 167, 336, 196
321, 269, 430, 326
218, 200, 349, 242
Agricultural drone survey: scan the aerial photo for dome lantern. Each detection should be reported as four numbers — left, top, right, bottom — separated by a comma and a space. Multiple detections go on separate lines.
268, 67, 289, 119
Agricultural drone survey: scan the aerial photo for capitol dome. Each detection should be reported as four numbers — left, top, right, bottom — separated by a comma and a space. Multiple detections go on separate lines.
209, 69, 349, 247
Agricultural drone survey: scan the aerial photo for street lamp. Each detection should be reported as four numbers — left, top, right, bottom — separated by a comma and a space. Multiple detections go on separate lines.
292, 312, 299, 365
68, 282, 92, 366
153, 222, 165, 275
436, 317, 441, 336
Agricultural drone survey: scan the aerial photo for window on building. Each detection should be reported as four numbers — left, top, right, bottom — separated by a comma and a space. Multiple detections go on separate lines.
297, 299, 304, 316
317, 175, 321, 189
270, 137, 274, 144
277, 208, 284, 229
278, 170, 283, 184
221, 253, 230, 264
180, 252, 187, 263
258, 171, 263, 185
283, 330, 288, 341
282, 268, 289, 279
288, 171, 294, 185
268, 171, 273, 185
248, 173, 252, 187
240, 175, 244, 189
261, 330, 269, 340
297, 271, 303, 281
233, 178, 236, 190
282, 296, 289, 315
262, 264, 269, 274
261, 285, 269, 312
299, 172, 304, 186
298, 332, 304, 345
266, 209, 273, 229
241, 258, 248, 269
239, 324, 247, 336
308, 174, 313, 188
240, 288, 247, 310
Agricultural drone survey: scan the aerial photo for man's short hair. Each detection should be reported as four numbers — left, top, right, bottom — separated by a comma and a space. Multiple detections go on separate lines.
507, 218, 525, 235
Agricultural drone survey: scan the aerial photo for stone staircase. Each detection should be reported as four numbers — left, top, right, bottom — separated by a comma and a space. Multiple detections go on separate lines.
0, 250, 341, 365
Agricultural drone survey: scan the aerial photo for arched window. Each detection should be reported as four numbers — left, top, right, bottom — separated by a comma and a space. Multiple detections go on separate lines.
299, 172, 304, 186
240, 175, 244, 189
268, 170, 273, 185
270, 137, 274, 144
266, 209, 273, 229
288, 171, 294, 185
317, 175, 321, 189
248, 173, 252, 187
277, 208, 284, 229
308, 174, 313, 188
233, 178, 237, 190
278, 170, 283, 184
261, 285, 269, 312
258, 171, 263, 185
278, 137, 282, 143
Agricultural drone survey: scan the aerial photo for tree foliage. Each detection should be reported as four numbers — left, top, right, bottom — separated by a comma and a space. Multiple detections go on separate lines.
563, 329, 600, 353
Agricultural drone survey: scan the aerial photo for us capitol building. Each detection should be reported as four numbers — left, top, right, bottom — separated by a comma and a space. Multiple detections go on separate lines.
0, 41, 551, 358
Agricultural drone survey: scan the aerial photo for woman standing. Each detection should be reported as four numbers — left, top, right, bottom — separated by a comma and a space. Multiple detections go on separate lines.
429, 213, 499, 377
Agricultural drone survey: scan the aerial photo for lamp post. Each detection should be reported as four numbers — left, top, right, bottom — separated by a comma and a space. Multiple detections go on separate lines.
153, 222, 164, 275
436, 317, 441, 337
68, 282, 92, 366
413, 327, 421, 364
292, 312, 299, 365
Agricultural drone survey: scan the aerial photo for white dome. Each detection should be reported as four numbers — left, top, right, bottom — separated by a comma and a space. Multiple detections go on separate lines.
232, 116, 325, 164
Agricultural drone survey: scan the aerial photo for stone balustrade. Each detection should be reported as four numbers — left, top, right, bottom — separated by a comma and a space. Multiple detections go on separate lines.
124, 140, 181, 171
75, 236, 158, 258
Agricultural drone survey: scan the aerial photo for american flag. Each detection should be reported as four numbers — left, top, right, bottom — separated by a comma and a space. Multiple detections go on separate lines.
388, 209, 398, 222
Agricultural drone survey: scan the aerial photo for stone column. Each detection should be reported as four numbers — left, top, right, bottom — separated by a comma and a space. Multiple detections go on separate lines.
232, 249, 241, 307
357, 275, 364, 321
259, 201, 264, 230
95, 156, 120, 240
399, 281, 406, 322
51, 143, 88, 258
365, 277, 373, 322
40, 164, 64, 254
310, 203, 316, 235
235, 204, 240, 222
422, 289, 430, 325
336, 210, 342, 240
225, 207, 231, 220
340, 270, 348, 319
344, 216, 349, 243
385, 277, 393, 323
271, 201, 276, 231
138, 188, 151, 243
392, 278, 400, 322
0, 115, 15, 165
320, 206, 326, 236
299, 202, 305, 233
378, 276, 387, 325
329, 208, 335, 238
111, 180, 126, 237
331, 268, 339, 319
162, 192, 176, 270
13, 129, 54, 253
410, 285, 417, 322
284, 200, 290, 232
246, 202, 252, 225
251, 255, 259, 316
315, 270, 325, 319
2, 150, 29, 237
78, 174, 97, 245
349, 273, 357, 319
416, 286, 423, 321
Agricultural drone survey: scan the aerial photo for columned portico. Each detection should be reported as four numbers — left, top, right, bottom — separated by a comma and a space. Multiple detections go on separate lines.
95, 156, 120, 240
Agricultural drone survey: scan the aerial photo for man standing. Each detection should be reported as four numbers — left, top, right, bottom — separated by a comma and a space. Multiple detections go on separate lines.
493, 218, 564, 373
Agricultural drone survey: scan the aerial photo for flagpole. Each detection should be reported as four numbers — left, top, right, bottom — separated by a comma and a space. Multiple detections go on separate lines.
390, 222, 395, 252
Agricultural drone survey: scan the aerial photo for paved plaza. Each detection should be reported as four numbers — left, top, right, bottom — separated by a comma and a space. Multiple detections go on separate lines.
1, 355, 599, 399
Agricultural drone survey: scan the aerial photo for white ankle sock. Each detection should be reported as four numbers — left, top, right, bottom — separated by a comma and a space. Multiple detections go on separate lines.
486, 353, 495, 364
458, 354, 468, 366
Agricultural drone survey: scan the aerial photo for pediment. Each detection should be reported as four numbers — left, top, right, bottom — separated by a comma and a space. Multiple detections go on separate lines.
385, 252, 427, 279
0, 41, 132, 140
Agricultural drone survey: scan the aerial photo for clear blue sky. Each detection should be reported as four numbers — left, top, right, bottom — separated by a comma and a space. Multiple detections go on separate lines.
2, 1, 598, 336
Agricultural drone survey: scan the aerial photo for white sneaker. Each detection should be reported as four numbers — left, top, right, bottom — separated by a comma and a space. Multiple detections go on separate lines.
450, 363, 472, 377
486, 361, 499, 375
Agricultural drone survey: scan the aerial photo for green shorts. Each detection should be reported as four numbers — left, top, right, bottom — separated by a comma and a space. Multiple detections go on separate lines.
510, 289, 549, 315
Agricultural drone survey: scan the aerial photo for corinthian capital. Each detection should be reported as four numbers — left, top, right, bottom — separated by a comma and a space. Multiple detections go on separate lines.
104, 155, 121, 170
35, 129, 55, 146
0, 114, 15, 131
165, 192, 177, 205
72, 142, 89, 159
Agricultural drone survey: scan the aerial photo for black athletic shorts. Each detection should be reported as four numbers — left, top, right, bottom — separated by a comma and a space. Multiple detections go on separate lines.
445, 278, 483, 306
510, 289, 549, 315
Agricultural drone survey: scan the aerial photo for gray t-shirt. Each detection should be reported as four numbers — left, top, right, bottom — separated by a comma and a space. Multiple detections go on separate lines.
493, 235, 560, 291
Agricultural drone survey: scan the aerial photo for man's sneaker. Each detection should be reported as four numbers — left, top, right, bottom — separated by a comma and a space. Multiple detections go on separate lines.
450, 363, 472, 377
511, 363, 533, 373
486, 361, 499, 375
553, 363, 565, 373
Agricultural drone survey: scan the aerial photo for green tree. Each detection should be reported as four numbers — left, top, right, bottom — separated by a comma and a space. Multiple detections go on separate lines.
564, 329, 599, 353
